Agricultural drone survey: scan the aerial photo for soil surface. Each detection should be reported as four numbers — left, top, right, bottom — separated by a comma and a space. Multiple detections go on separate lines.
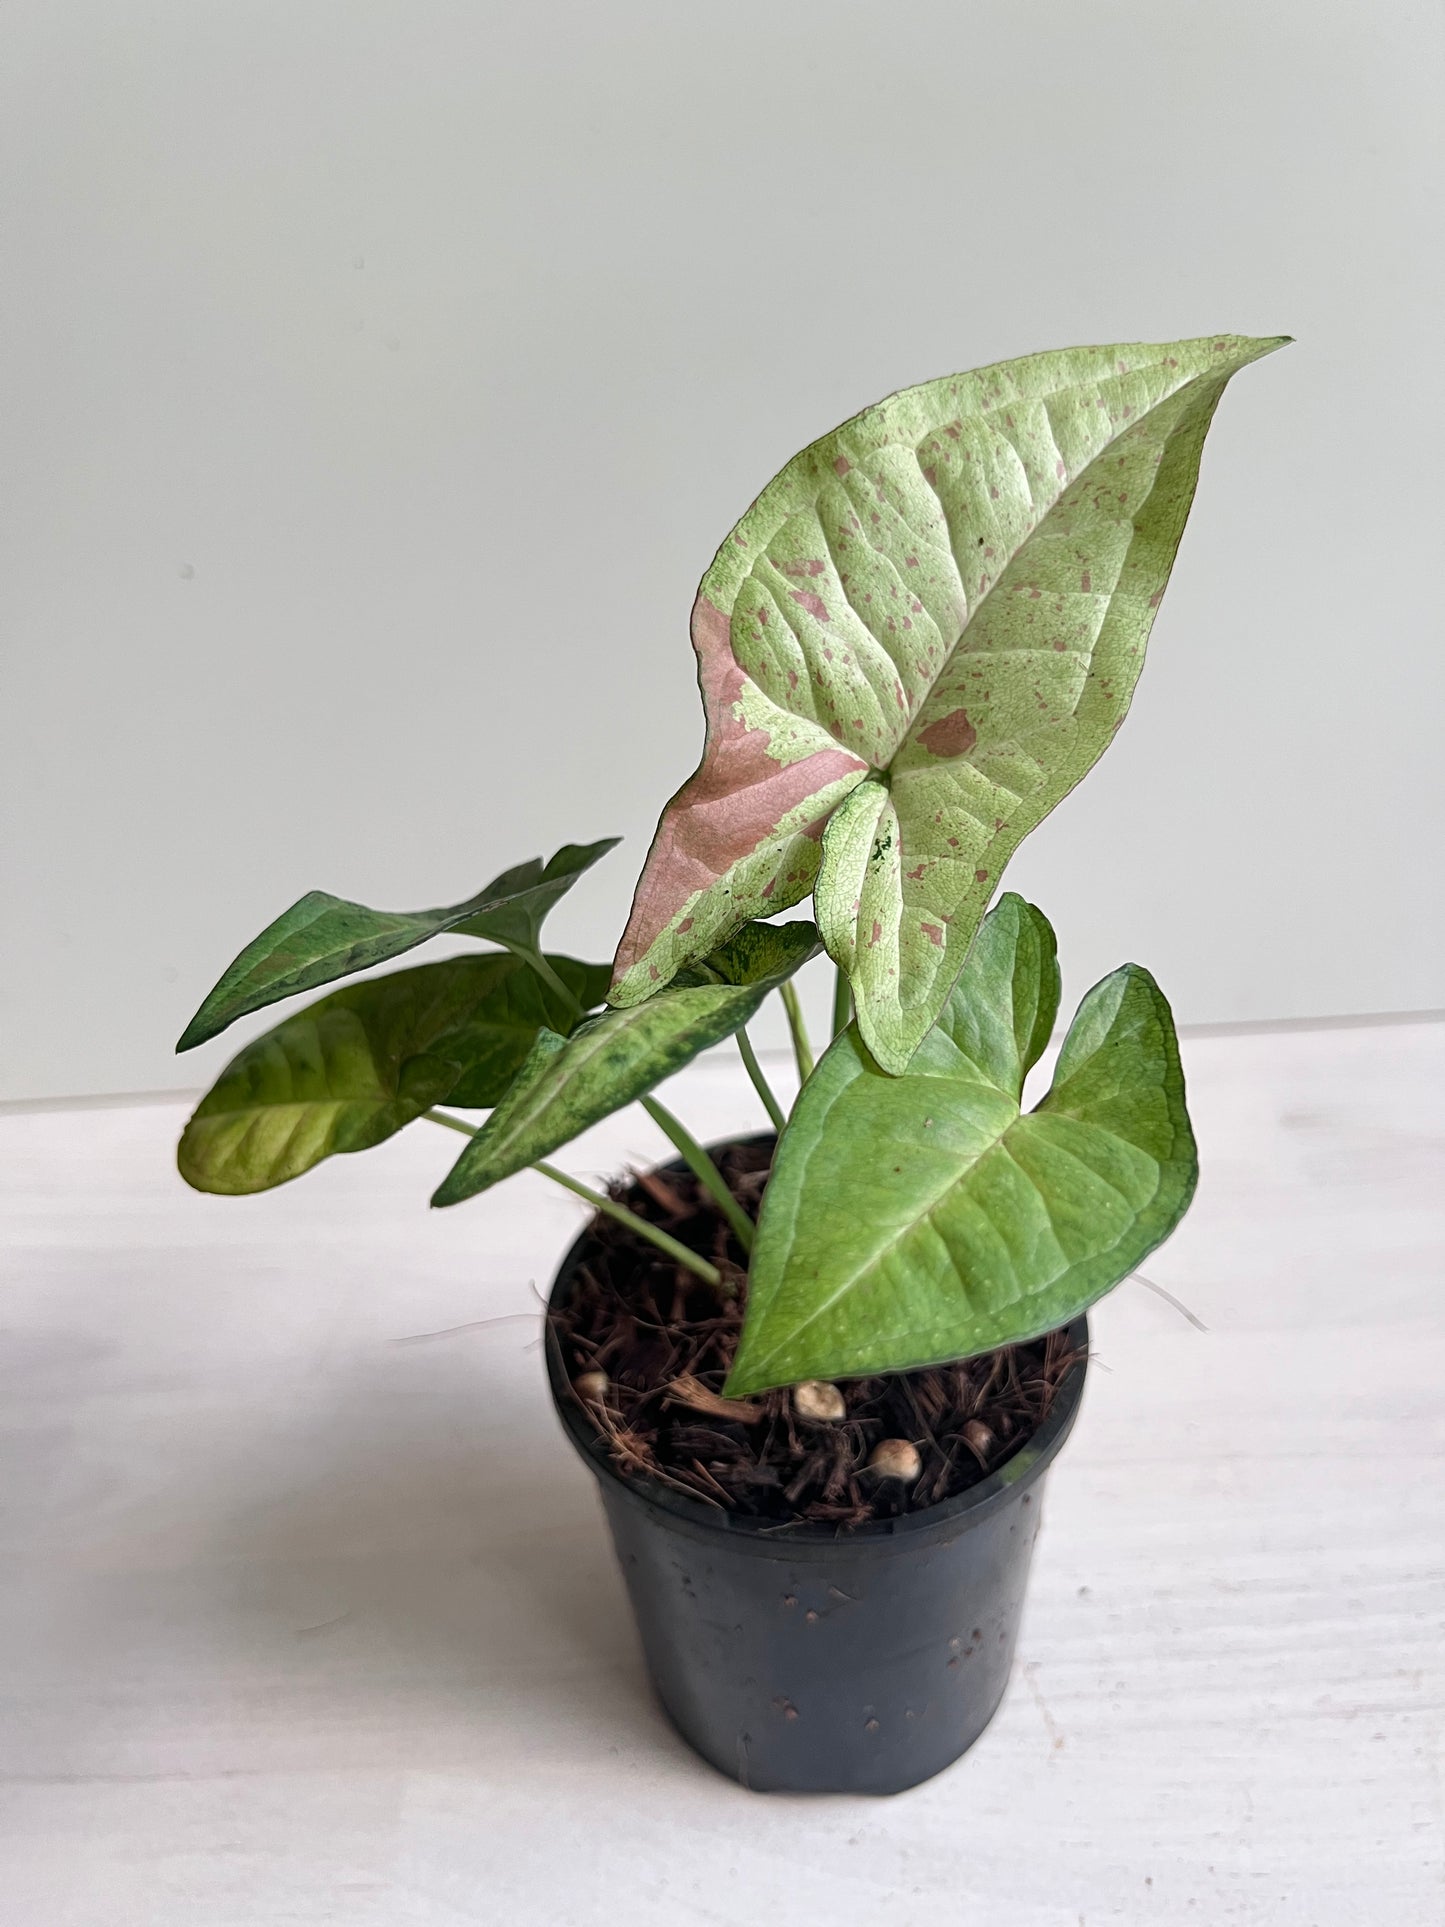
548, 1137, 1083, 1527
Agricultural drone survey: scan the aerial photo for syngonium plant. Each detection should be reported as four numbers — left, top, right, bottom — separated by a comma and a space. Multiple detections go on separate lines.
177, 334, 1285, 1396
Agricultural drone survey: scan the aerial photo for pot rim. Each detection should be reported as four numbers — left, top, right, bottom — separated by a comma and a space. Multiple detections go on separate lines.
544, 1136, 1090, 1557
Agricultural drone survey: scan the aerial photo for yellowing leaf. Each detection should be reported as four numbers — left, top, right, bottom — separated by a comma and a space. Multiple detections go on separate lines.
177, 954, 608, 1194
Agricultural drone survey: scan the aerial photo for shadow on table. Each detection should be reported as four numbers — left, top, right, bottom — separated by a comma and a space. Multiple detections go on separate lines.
191, 1351, 705, 1777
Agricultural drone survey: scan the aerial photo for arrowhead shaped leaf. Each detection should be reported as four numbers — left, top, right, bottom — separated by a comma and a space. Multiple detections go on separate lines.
177, 838, 619, 1051
448, 839, 620, 959
725, 894, 1197, 1393
177, 953, 609, 1194
610, 335, 1286, 1070
432, 921, 820, 1207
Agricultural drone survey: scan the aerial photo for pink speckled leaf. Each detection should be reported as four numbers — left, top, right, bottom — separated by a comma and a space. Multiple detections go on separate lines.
611, 335, 1286, 1071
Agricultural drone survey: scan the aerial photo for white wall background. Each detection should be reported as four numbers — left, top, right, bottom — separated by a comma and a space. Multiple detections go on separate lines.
2, 0, 1441, 1102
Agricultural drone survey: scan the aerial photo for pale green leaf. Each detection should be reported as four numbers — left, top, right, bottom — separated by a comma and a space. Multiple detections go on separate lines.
610, 336, 1286, 1070
725, 895, 1195, 1392
432, 921, 819, 1206
177, 838, 618, 1051
177, 953, 608, 1195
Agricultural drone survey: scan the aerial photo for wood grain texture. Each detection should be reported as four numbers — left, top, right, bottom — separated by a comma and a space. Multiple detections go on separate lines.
1, 1022, 1441, 1925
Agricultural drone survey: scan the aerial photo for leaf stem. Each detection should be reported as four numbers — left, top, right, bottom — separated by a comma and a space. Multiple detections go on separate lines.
519, 950, 585, 1024
532, 1159, 725, 1290
422, 1111, 725, 1292
779, 981, 814, 1085
641, 1095, 755, 1253
735, 1027, 787, 1134
831, 965, 851, 1039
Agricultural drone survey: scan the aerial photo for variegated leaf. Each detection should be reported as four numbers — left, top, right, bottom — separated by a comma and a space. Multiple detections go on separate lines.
432, 921, 819, 1206
610, 336, 1285, 1071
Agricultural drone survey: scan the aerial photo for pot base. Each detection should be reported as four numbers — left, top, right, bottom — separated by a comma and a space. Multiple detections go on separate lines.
597, 1469, 1045, 1795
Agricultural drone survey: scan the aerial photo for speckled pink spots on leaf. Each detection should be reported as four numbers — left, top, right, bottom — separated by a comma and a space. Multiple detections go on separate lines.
611, 594, 865, 982
917, 709, 977, 758
613, 334, 1286, 1062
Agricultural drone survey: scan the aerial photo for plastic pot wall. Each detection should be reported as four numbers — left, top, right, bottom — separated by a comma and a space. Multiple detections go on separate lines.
545, 1146, 1089, 1796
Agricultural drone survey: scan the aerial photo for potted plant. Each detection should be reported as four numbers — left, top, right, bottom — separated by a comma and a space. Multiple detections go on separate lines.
177, 334, 1285, 1794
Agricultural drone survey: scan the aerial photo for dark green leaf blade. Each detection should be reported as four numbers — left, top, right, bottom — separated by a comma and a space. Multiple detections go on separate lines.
450, 838, 620, 956
176, 838, 619, 1051
432, 922, 819, 1206
444, 957, 611, 1105
177, 952, 609, 1194
671, 918, 825, 990
726, 898, 1195, 1393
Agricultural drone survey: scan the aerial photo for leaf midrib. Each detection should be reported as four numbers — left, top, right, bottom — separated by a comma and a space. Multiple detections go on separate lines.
744, 1056, 1023, 1377
749, 1096, 1169, 1381
855, 355, 1217, 783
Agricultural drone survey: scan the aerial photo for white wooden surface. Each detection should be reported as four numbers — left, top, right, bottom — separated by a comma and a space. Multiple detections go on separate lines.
1, 1021, 1441, 1925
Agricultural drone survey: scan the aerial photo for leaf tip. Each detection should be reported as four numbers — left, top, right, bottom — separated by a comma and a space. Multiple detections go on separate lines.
853, 1018, 913, 1079
429, 1173, 463, 1209
1229, 332, 1294, 368
721, 1360, 762, 1399
174, 1012, 215, 1054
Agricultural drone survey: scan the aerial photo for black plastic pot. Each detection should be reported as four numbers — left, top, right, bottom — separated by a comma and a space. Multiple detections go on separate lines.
545, 1143, 1089, 1796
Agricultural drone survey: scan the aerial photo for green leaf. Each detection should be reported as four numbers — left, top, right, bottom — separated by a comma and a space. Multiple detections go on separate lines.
432, 921, 820, 1207
177, 953, 609, 1195
671, 917, 824, 991
444, 957, 611, 1105
176, 838, 619, 1051
725, 894, 1196, 1393
609, 335, 1287, 1071
449, 840, 620, 960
